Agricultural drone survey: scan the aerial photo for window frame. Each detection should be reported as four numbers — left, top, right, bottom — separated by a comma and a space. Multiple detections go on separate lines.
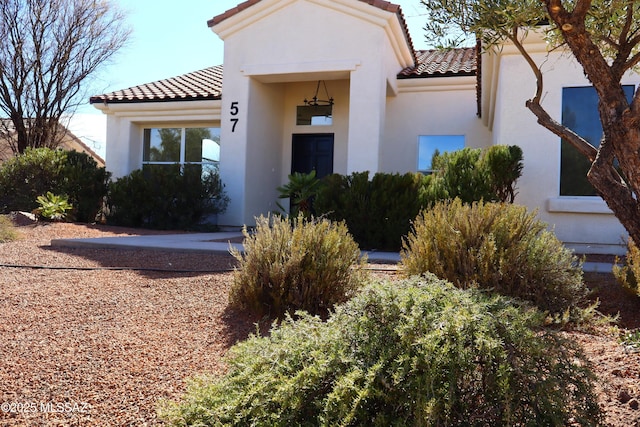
417, 134, 466, 174
560, 85, 635, 196
142, 126, 221, 173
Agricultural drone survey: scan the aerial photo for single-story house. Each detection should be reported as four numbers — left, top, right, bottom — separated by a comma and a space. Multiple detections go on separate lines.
90, 0, 638, 254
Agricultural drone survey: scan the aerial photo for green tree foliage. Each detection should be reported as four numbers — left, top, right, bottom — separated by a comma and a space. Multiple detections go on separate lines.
401, 199, 587, 314
0, 147, 109, 222
160, 276, 602, 426
229, 214, 367, 319
419, 0, 640, 248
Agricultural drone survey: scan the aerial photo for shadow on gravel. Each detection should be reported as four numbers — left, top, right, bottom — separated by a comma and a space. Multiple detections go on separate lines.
584, 272, 640, 329
39, 245, 239, 279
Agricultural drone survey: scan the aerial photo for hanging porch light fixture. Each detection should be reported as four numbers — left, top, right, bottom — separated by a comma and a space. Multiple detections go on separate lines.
303, 80, 334, 106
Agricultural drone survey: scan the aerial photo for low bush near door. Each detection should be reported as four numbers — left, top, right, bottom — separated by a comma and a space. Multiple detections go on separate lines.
160, 276, 602, 426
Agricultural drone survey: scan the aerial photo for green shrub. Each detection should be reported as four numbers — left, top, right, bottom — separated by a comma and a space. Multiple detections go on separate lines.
0, 147, 65, 212
428, 145, 523, 204
481, 144, 524, 203
0, 148, 110, 222
276, 170, 321, 217
58, 150, 110, 223
613, 238, 640, 296
160, 276, 602, 426
313, 146, 523, 251
229, 214, 367, 318
0, 215, 18, 243
400, 199, 587, 314
314, 171, 427, 250
35, 192, 73, 221
429, 147, 492, 203
106, 166, 229, 230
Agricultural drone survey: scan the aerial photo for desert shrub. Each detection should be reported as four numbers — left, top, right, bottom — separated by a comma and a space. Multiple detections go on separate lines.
0, 215, 18, 243
229, 214, 367, 318
428, 147, 492, 203
160, 276, 602, 426
0, 148, 109, 222
613, 238, 640, 297
106, 166, 229, 230
314, 171, 427, 250
400, 199, 587, 314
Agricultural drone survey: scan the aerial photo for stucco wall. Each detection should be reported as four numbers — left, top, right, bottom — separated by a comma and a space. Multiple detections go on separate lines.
382, 76, 492, 173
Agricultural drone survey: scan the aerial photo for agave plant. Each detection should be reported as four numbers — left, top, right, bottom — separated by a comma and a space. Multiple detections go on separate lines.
34, 192, 73, 221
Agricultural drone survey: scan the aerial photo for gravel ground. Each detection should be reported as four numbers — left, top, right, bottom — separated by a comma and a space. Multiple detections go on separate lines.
0, 221, 639, 426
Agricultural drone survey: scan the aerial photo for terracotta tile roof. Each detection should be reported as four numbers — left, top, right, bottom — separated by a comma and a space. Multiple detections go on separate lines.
90, 48, 476, 106
89, 66, 223, 104
399, 48, 477, 78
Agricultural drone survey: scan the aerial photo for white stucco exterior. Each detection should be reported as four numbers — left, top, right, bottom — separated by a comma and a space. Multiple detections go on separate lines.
92, 0, 637, 254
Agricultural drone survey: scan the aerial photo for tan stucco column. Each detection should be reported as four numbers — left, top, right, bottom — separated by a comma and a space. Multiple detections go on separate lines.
346, 64, 386, 173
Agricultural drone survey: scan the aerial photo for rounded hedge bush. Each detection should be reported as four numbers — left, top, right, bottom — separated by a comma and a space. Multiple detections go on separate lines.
400, 199, 587, 314
0, 147, 109, 222
161, 276, 602, 426
229, 214, 367, 318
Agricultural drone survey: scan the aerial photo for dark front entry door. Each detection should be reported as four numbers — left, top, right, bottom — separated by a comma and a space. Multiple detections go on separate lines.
291, 133, 334, 178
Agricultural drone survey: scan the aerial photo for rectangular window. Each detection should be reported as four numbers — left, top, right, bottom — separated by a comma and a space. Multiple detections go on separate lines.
143, 127, 220, 177
418, 135, 465, 173
296, 105, 333, 126
560, 85, 634, 196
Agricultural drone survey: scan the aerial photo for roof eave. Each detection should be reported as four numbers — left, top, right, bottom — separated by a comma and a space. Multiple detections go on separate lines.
89, 94, 222, 105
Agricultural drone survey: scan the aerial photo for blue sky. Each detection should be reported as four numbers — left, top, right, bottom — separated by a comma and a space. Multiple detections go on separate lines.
72, 0, 432, 156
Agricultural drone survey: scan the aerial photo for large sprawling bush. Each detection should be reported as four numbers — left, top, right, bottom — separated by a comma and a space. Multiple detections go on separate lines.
161, 276, 602, 426
0, 148, 109, 222
229, 214, 367, 318
400, 199, 587, 314
106, 166, 228, 230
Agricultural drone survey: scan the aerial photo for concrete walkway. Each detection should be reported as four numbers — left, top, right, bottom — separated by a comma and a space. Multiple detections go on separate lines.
51, 233, 615, 271
51, 232, 402, 263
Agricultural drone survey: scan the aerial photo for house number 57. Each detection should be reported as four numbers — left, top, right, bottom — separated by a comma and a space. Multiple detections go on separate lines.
230, 101, 239, 132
